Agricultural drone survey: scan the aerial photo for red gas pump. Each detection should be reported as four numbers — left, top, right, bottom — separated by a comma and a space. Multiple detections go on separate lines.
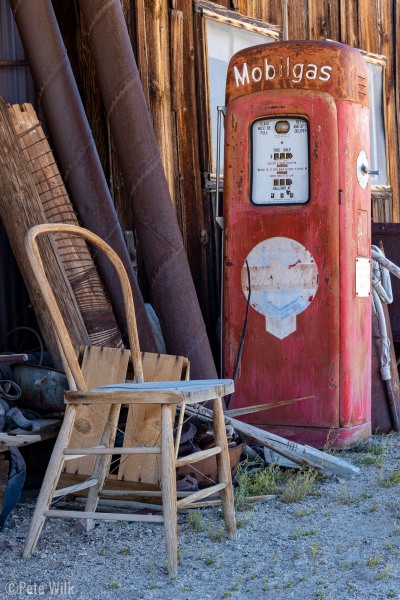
223, 41, 371, 449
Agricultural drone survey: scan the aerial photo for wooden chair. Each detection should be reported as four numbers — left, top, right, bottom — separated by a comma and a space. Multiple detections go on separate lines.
23, 223, 236, 574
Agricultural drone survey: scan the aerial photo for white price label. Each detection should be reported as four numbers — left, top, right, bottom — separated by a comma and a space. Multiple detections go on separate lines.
355, 257, 371, 297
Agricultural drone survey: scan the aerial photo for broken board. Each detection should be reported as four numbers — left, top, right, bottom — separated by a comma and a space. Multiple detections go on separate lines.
118, 353, 189, 484
64, 346, 131, 475
64, 350, 188, 482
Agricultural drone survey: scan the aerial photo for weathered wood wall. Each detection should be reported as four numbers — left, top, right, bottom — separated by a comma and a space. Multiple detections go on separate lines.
61, 0, 399, 352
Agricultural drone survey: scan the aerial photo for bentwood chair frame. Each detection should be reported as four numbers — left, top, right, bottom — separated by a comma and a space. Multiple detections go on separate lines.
23, 223, 236, 574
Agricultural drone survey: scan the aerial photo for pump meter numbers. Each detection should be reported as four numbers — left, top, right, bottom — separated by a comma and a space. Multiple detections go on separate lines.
251, 117, 310, 205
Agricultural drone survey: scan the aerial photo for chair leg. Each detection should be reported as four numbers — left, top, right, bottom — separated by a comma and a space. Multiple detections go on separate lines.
212, 397, 237, 540
161, 404, 178, 576
84, 403, 121, 529
23, 405, 77, 557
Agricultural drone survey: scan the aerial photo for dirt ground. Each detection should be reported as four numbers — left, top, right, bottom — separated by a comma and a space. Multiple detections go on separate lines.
1, 432, 399, 600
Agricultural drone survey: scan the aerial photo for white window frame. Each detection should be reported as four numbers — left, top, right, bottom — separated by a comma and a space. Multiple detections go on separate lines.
194, 0, 280, 179
360, 49, 390, 195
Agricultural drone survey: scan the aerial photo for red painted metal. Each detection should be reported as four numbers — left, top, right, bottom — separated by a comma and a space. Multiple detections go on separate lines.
223, 41, 371, 449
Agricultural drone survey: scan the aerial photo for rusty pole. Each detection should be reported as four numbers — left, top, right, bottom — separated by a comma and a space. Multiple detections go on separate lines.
77, 0, 217, 378
8, 0, 157, 352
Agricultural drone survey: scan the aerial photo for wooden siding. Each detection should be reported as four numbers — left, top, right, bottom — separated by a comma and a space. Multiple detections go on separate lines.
62, 0, 399, 347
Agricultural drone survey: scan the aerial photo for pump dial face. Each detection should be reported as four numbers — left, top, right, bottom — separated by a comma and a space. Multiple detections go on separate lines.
251, 117, 309, 205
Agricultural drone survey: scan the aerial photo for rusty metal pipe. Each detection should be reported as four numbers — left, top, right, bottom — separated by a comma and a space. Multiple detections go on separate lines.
77, 0, 217, 379
8, 0, 157, 352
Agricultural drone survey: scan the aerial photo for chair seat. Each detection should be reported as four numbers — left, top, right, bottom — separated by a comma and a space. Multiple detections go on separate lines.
65, 379, 234, 405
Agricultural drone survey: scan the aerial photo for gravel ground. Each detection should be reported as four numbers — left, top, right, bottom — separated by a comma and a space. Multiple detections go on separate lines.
1, 432, 400, 600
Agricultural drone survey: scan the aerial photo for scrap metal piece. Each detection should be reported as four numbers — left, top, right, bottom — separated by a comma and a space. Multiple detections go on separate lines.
13, 364, 68, 412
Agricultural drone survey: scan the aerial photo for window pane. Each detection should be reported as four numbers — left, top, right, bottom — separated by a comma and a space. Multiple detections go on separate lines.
366, 61, 387, 186
205, 18, 275, 174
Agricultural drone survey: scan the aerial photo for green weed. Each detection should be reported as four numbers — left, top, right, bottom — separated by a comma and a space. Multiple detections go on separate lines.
188, 509, 205, 532
208, 525, 224, 542
236, 513, 252, 529
281, 468, 317, 503
309, 543, 320, 573
367, 555, 383, 567
380, 468, 400, 488
290, 527, 319, 540
377, 564, 392, 580
234, 459, 281, 509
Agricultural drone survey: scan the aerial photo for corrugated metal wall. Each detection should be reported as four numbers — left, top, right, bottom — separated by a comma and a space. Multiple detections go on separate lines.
0, 0, 37, 352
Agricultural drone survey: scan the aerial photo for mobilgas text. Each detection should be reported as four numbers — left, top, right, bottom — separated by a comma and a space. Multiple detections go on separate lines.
233, 56, 333, 88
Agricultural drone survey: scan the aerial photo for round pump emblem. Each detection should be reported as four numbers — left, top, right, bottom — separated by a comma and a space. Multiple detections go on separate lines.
241, 237, 319, 339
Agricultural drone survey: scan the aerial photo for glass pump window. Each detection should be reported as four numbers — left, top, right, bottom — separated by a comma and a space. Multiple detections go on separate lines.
251, 117, 310, 205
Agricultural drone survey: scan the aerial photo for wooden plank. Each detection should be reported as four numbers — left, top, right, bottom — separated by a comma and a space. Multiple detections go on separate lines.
394, 0, 400, 221
133, 0, 150, 107
176, 482, 226, 509
58, 472, 161, 503
372, 190, 393, 223
8, 104, 123, 350
0, 433, 41, 450
380, 0, 399, 222
237, 0, 255, 18
358, 0, 380, 53
287, 0, 309, 40
339, 0, 358, 46
175, 446, 221, 468
170, 10, 184, 112
144, 0, 177, 204
225, 395, 313, 417
259, 0, 283, 29
185, 405, 361, 478
118, 353, 186, 484
53, 479, 98, 498
64, 346, 130, 475
189, 493, 276, 508
309, 0, 340, 41
0, 98, 88, 369
191, 4, 223, 335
